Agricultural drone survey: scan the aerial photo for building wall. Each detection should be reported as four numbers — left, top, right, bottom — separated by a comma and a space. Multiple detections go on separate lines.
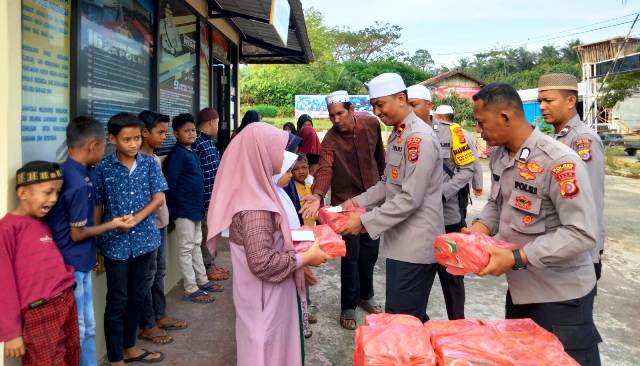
1, 1, 239, 364
437, 75, 482, 87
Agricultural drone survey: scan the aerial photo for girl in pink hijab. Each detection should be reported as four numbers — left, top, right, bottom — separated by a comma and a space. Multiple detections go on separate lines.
206, 123, 329, 366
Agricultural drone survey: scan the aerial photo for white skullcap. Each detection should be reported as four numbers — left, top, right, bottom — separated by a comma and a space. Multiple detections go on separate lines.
429, 110, 434, 116
325, 90, 350, 105
365, 73, 407, 99
407, 84, 432, 101
435, 105, 454, 115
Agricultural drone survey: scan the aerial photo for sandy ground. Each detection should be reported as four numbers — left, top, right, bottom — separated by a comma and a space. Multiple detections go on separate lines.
132, 161, 640, 365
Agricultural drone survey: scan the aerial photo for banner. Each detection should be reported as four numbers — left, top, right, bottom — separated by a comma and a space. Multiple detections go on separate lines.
21, 0, 71, 162
295, 95, 373, 119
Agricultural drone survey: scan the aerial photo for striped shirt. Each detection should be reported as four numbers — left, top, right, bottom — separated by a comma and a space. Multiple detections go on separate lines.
193, 131, 221, 212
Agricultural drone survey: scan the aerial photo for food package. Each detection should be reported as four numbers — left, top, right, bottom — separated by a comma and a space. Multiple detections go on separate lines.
293, 224, 346, 257
485, 319, 579, 366
430, 325, 514, 366
424, 319, 484, 341
433, 232, 519, 275
354, 324, 436, 366
365, 313, 424, 327
318, 206, 366, 232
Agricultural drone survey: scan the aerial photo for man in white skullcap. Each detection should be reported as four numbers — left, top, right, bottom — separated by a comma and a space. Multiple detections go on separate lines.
338, 73, 445, 321
406, 84, 433, 124
300, 90, 386, 329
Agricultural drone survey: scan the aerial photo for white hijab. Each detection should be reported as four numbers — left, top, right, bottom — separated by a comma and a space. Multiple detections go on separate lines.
272, 151, 301, 230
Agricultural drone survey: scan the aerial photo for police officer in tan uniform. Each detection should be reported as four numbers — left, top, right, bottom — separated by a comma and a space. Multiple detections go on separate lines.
340, 73, 445, 321
468, 83, 601, 365
538, 73, 605, 279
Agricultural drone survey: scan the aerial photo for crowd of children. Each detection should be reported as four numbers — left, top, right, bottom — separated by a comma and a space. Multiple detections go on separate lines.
1, 107, 225, 365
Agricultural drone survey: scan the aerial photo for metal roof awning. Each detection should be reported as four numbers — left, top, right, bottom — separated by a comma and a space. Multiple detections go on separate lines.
208, 0, 314, 64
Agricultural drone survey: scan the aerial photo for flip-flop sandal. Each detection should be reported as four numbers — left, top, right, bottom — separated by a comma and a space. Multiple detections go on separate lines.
183, 290, 215, 303
158, 319, 188, 330
340, 309, 357, 330
358, 299, 383, 314
207, 270, 229, 281
213, 265, 230, 275
123, 349, 165, 363
138, 330, 174, 345
199, 281, 224, 292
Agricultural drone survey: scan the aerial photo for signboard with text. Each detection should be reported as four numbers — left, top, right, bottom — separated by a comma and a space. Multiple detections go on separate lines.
295, 95, 372, 119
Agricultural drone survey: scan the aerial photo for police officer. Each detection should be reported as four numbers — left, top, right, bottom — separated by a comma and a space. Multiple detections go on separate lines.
468, 83, 601, 365
538, 73, 605, 279
407, 85, 478, 320
339, 73, 445, 322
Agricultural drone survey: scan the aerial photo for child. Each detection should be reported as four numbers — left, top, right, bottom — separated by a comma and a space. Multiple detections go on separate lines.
272, 151, 315, 338
45, 116, 133, 366
138, 110, 188, 344
0, 161, 79, 366
292, 154, 316, 227
95, 112, 166, 364
193, 107, 229, 281
164, 113, 221, 304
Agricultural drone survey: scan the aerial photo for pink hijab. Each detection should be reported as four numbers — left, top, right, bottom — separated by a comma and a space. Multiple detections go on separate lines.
206, 122, 304, 295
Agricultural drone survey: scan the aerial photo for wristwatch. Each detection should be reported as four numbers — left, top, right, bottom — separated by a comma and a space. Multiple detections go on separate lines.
512, 249, 526, 271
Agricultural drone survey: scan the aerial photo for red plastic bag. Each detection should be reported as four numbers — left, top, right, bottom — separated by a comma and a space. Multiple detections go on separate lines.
354, 324, 437, 366
433, 232, 518, 275
365, 313, 424, 327
486, 319, 579, 366
293, 225, 346, 257
424, 319, 484, 341
318, 206, 366, 232
430, 326, 514, 366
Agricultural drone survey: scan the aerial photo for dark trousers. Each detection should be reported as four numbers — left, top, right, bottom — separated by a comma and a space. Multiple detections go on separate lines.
436, 223, 466, 320
385, 258, 437, 322
201, 213, 214, 271
506, 287, 602, 366
140, 228, 168, 329
340, 233, 379, 310
104, 251, 154, 362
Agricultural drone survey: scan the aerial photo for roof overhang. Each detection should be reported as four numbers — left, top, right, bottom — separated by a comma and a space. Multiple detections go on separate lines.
208, 0, 314, 64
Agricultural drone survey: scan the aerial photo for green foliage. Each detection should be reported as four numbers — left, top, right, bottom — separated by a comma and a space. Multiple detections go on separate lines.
252, 104, 278, 118
331, 21, 403, 62
405, 49, 434, 72
598, 71, 640, 109
343, 59, 432, 88
432, 94, 474, 125
534, 117, 554, 135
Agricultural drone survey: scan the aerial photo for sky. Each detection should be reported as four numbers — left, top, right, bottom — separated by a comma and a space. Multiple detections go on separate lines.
301, 0, 640, 67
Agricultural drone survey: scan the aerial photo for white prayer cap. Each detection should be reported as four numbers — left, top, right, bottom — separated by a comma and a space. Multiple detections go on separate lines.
365, 73, 407, 99
407, 84, 432, 101
325, 90, 350, 105
435, 105, 454, 115
429, 110, 434, 116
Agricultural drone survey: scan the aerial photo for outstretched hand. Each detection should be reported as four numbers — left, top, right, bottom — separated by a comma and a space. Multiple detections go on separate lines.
300, 194, 321, 219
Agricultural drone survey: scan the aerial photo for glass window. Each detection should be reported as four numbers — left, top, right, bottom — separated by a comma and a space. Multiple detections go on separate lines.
21, 0, 71, 162
199, 20, 210, 111
76, 0, 155, 125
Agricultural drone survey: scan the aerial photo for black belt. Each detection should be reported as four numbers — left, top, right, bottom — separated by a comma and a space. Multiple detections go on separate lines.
27, 289, 67, 309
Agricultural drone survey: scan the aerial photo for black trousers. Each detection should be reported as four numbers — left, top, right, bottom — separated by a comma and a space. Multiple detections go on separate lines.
436, 223, 466, 320
385, 259, 437, 322
506, 287, 602, 366
341, 233, 379, 310
104, 251, 154, 362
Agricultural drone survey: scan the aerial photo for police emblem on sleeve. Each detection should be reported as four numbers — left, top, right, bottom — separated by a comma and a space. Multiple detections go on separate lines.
575, 138, 592, 161
406, 137, 422, 163
551, 162, 580, 199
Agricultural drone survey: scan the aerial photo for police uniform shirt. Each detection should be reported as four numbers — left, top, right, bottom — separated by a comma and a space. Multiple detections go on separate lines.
355, 111, 445, 264
475, 127, 597, 304
434, 121, 476, 226
553, 114, 605, 264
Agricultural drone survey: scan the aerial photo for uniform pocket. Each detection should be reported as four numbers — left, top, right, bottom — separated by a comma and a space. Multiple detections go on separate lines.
507, 191, 545, 234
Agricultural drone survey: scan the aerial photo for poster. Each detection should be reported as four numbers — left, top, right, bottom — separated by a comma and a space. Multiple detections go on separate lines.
77, 0, 154, 125
200, 20, 210, 110
158, 0, 197, 151
295, 95, 373, 119
21, 0, 71, 162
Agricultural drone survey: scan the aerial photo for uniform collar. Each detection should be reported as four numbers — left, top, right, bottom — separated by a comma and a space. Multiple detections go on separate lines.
556, 114, 581, 138
501, 127, 542, 166
66, 157, 89, 173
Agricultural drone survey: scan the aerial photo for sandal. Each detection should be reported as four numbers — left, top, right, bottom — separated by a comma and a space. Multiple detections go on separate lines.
123, 349, 165, 363
199, 281, 224, 292
207, 270, 229, 281
138, 329, 173, 345
358, 298, 383, 314
213, 265, 230, 275
340, 309, 357, 330
157, 318, 188, 330
183, 290, 215, 303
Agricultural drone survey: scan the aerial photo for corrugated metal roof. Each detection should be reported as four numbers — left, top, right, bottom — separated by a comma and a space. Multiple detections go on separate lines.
211, 0, 313, 64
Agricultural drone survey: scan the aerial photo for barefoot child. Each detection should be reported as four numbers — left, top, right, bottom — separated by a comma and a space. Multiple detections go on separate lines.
1, 161, 79, 366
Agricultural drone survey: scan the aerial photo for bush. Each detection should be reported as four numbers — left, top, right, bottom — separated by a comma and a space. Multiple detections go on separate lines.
252, 104, 279, 118
277, 105, 295, 117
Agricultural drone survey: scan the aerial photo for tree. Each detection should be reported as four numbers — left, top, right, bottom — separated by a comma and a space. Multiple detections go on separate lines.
560, 39, 581, 64
343, 58, 432, 88
331, 22, 403, 62
539, 45, 560, 64
598, 71, 640, 109
405, 49, 434, 72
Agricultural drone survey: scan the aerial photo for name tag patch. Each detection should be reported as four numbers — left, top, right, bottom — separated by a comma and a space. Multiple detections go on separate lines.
515, 181, 538, 195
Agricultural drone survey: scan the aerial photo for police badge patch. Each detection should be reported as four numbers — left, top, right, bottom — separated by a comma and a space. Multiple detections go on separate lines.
575, 138, 592, 161
551, 162, 580, 199
406, 137, 422, 163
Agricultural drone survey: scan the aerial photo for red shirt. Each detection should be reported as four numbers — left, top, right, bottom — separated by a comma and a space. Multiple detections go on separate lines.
0, 213, 75, 341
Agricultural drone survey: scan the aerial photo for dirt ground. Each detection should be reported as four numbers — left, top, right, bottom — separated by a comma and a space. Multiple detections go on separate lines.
122, 161, 640, 366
